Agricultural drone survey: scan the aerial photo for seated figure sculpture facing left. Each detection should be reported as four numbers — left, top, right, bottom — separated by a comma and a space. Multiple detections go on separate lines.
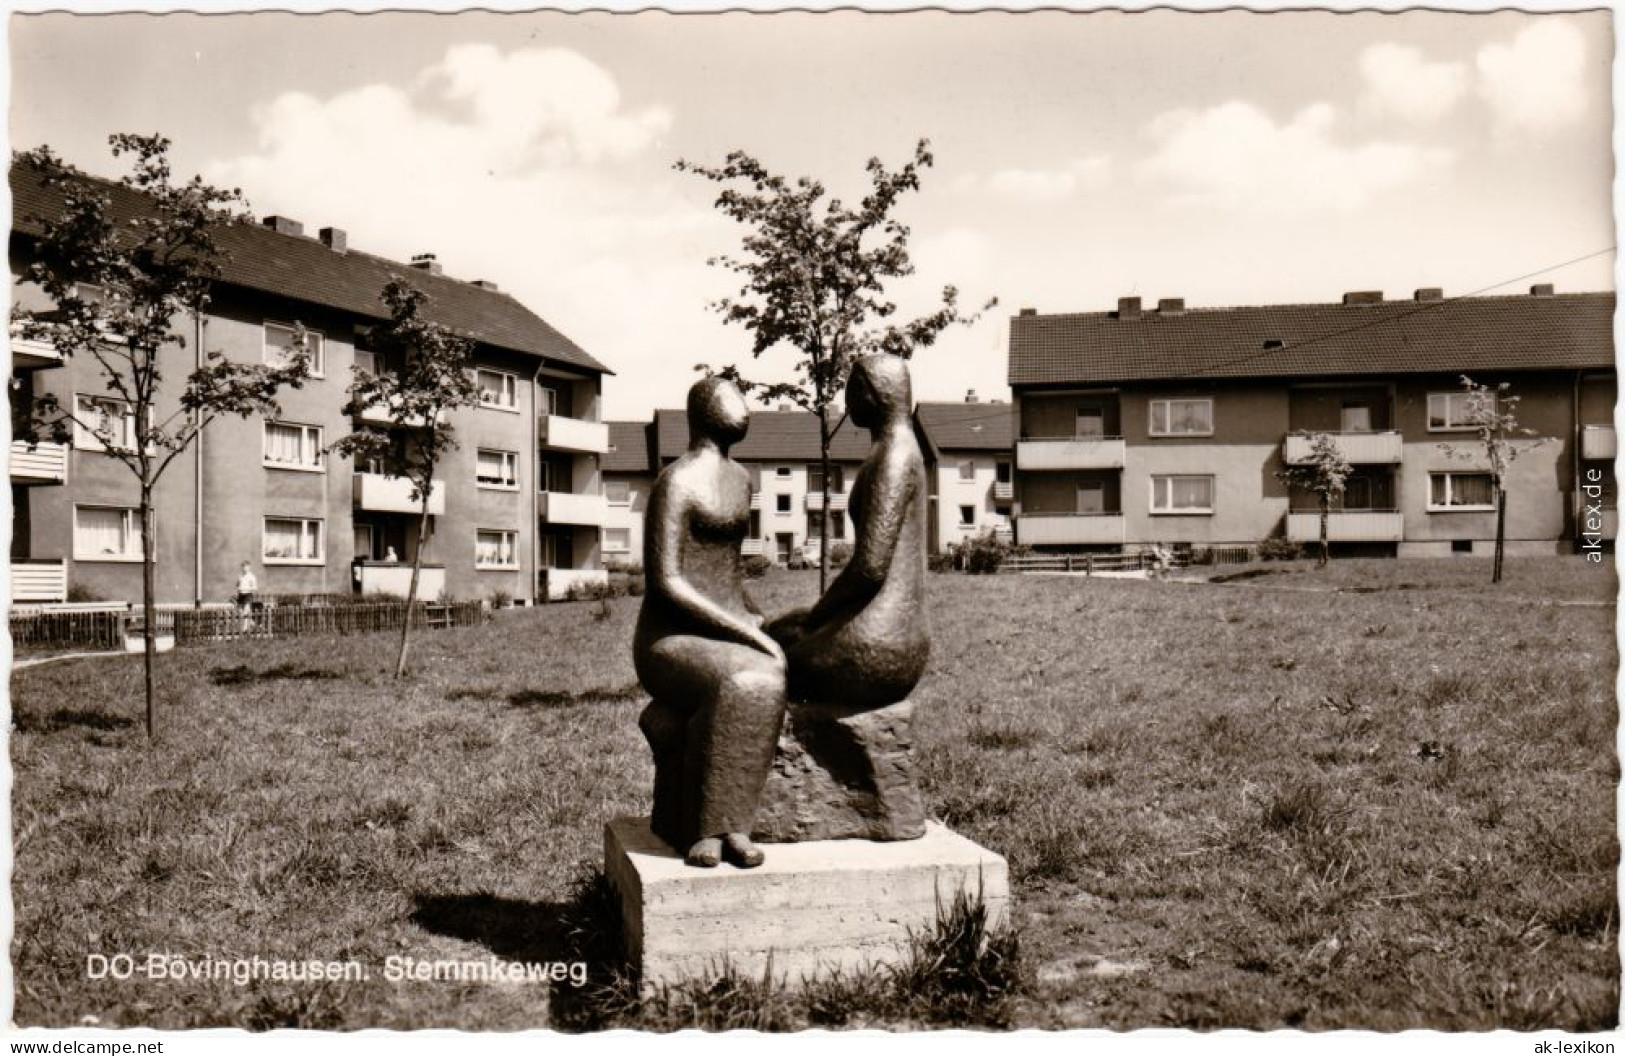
633, 377, 788, 869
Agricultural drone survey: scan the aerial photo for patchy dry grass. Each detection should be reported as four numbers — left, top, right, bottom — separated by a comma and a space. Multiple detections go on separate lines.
9, 558, 1617, 1029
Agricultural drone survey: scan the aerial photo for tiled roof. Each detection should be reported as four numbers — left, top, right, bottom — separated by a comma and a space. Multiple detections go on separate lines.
914, 401, 1013, 455
603, 421, 654, 474
10, 160, 610, 375
1008, 292, 1616, 387
653, 409, 872, 463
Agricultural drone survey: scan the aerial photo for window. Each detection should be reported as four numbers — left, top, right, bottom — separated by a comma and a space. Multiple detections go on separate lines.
958, 505, 976, 527
263, 517, 324, 564
604, 528, 632, 553
1076, 405, 1106, 438
995, 462, 1012, 484
1151, 474, 1214, 514
605, 480, 631, 506
775, 467, 792, 479
264, 322, 324, 377
958, 460, 976, 481
537, 384, 558, 416
1427, 392, 1485, 432
807, 464, 846, 493
1149, 398, 1213, 437
807, 512, 847, 539
476, 529, 519, 568
1077, 481, 1105, 514
477, 369, 519, 410
776, 494, 792, 513
73, 394, 136, 451
1430, 472, 1495, 510
263, 421, 323, 471
353, 349, 380, 377
74, 505, 145, 561
1341, 402, 1373, 433
476, 448, 519, 489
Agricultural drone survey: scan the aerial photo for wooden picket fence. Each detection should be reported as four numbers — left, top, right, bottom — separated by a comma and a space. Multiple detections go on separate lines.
8, 608, 129, 651
1002, 552, 1152, 574
12, 600, 487, 651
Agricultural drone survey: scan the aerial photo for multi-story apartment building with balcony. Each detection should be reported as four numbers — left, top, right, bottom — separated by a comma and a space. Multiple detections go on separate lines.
9, 161, 612, 605
1008, 287, 1615, 557
913, 396, 1014, 553
600, 420, 657, 569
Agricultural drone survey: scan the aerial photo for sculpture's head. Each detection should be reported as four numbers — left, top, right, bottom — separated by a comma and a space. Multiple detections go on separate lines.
687, 376, 750, 449
846, 353, 912, 429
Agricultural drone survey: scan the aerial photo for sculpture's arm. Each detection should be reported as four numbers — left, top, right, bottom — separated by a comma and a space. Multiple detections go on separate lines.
802, 453, 914, 628
648, 480, 782, 659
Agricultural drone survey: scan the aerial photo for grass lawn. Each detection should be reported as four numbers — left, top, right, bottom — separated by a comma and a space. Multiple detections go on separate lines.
9, 557, 1618, 1029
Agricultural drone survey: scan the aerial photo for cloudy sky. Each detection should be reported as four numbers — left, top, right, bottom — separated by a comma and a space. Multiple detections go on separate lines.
9, 9, 1614, 420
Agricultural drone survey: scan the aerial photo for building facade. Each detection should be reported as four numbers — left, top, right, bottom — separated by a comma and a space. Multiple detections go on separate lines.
9, 162, 613, 606
1007, 288, 1616, 558
913, 397, 1014, 553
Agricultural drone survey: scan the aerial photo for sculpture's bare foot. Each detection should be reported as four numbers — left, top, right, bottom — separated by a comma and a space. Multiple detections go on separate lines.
685, 837, 723, 868
721, 832, 765, 868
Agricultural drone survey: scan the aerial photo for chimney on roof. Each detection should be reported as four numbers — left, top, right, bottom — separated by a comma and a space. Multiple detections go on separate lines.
471, 279, 500, 292
1530, 283, 1555, 297
1018, 307, 1037, 316
262, 215, 304, 237
1117, 296, 1142, 320
1342, 290, 1383, 306
410, 253, 443, 276
319, 227, 347, 254
965, 389, 979, 403
1414, 287, 1443, 302
1158, 297, 1185, 316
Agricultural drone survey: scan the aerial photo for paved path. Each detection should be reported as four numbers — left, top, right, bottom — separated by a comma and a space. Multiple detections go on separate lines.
13, 649, 130, 670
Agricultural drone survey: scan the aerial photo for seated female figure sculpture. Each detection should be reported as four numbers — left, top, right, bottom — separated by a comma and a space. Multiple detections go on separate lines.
766, 353, 929, 706
633, 377, 788, 869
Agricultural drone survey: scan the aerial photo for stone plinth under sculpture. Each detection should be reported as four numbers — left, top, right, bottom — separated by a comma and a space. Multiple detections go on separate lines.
611, 361, 1008, 988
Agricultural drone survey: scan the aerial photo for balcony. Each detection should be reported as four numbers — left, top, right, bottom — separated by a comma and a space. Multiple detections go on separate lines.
11, 337, 63, 371
355, 396, 443, 429
1017, 437, 1126, 471
749, 492, 763, 510
993, 480, 1014, 502
1016, 513, 1126, 546
538, 415, 610, 455
1283, 431, 1403, 465
1287, 510, 1405, 543
353, 473, 446, 515
741, 538, 767, 557
11, 559, 67, 603
805, 491, 850, 512
1582, 424, 1616, 461
354, 561, 445, 599
539, 490, 609, 527
10, 440, 67, 484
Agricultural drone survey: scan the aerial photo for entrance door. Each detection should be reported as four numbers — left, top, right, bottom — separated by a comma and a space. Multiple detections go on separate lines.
776, 533, 794, 564
1077, 481, 1105, 514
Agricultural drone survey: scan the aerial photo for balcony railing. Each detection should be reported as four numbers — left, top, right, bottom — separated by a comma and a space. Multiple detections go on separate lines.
11, 559, 67, 603
11, 337, 63, 371
538, 415, 610, 454
993, 480, 1014, 502
354, 561, 445, 599
1582, 424, 1616, 461
1016, 437, 1126, 471
539, 490, 609, 526
805, 491, 849, 511
355, 396, 444, 429
1283, 431, 1402, 465
1016, 513, 1126, 546
749, 492, 763, 510
741, 538, 767, 556
541, 567, 608, 601
353, 473, 447, 516
10, 440, 67, 484
1286, 509, 1404, 543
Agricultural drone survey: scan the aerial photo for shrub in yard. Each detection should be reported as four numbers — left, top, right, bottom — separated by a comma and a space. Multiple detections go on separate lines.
1257, 536, 1303, 562
927, 548, 959, 573
827, 542, 853, 568
742, 555, 773, 579
489, 588, 513, 610
962, 530, 1017, 575
65, 582, 105, 603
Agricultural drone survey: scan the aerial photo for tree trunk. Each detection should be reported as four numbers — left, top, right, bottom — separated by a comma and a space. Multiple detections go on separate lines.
817, 412, 832, 593
397, 489, 431, 678
140, 486, 157, 740
1493, 484, 1507, 584
1318, 493, 1331, 568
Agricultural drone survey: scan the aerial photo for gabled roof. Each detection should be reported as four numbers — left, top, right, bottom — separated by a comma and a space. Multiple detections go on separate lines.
10, 160, 610, 375
603, 421, 655, 474
914, 401, 1013, 455
653, 409, 871, 463
1008, 291, 1616, 387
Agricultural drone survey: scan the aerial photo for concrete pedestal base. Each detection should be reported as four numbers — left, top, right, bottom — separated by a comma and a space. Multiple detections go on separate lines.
604, 816, 1010, 990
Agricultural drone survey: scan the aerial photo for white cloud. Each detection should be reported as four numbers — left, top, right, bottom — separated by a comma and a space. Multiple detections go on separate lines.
1358, 43, 1468, 124
1138, 100, 1452, 213
953, 156, 1111, 202
1476, 21, 1588, 133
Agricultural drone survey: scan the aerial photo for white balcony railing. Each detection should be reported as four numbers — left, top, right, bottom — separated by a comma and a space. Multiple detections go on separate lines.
538, 415, 610, 454
1582, 425, 1616, 461
541, 568, 608, 601
11, 337, 63, 371
1016, 513, 1126, 546
741, 538, 767, 557
9, 440, 67, 484
355, 396, 444, 429
1287, 510, 1405, 543
539, 490, 610, 527
354, 562, 445, 599
353, 473, 446, 516
1017, 437, 1126, 471
12, 559, 68, 602
993, 480, 1014, 502
1283, 431, 1403, 465
749, 492, 763, 510
805, 491, 849, 512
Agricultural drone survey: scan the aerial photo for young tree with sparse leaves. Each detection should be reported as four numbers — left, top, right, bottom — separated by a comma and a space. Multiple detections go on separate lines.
330, 279, 480, 678
13, 135, 312, 740
1437, 375, 1546, 584
1276, 432, 1353, 569
676, 139, 994, 590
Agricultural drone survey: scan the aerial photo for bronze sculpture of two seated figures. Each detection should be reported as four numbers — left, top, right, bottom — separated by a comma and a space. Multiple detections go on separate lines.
633, 354, 931, 868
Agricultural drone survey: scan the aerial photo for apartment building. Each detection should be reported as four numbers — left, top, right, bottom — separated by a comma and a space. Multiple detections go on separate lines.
9, 161, 613, 605
913, 397, 1014, 553
1007, 288, 1616, 557
601, 421, 656, 569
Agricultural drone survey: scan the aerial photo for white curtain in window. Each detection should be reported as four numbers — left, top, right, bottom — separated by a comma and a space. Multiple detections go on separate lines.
265, 423, 304, 464
606, 529, 630, 552
78, 507, 130, 556
1170, 401, 1210, 434
477, 531, 514, 566
605, 481, 630, 504
265, 519, 320, 560
1452, 474, 1494, 506
478, 450, 513, 485
1169, 476, 1212, 508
